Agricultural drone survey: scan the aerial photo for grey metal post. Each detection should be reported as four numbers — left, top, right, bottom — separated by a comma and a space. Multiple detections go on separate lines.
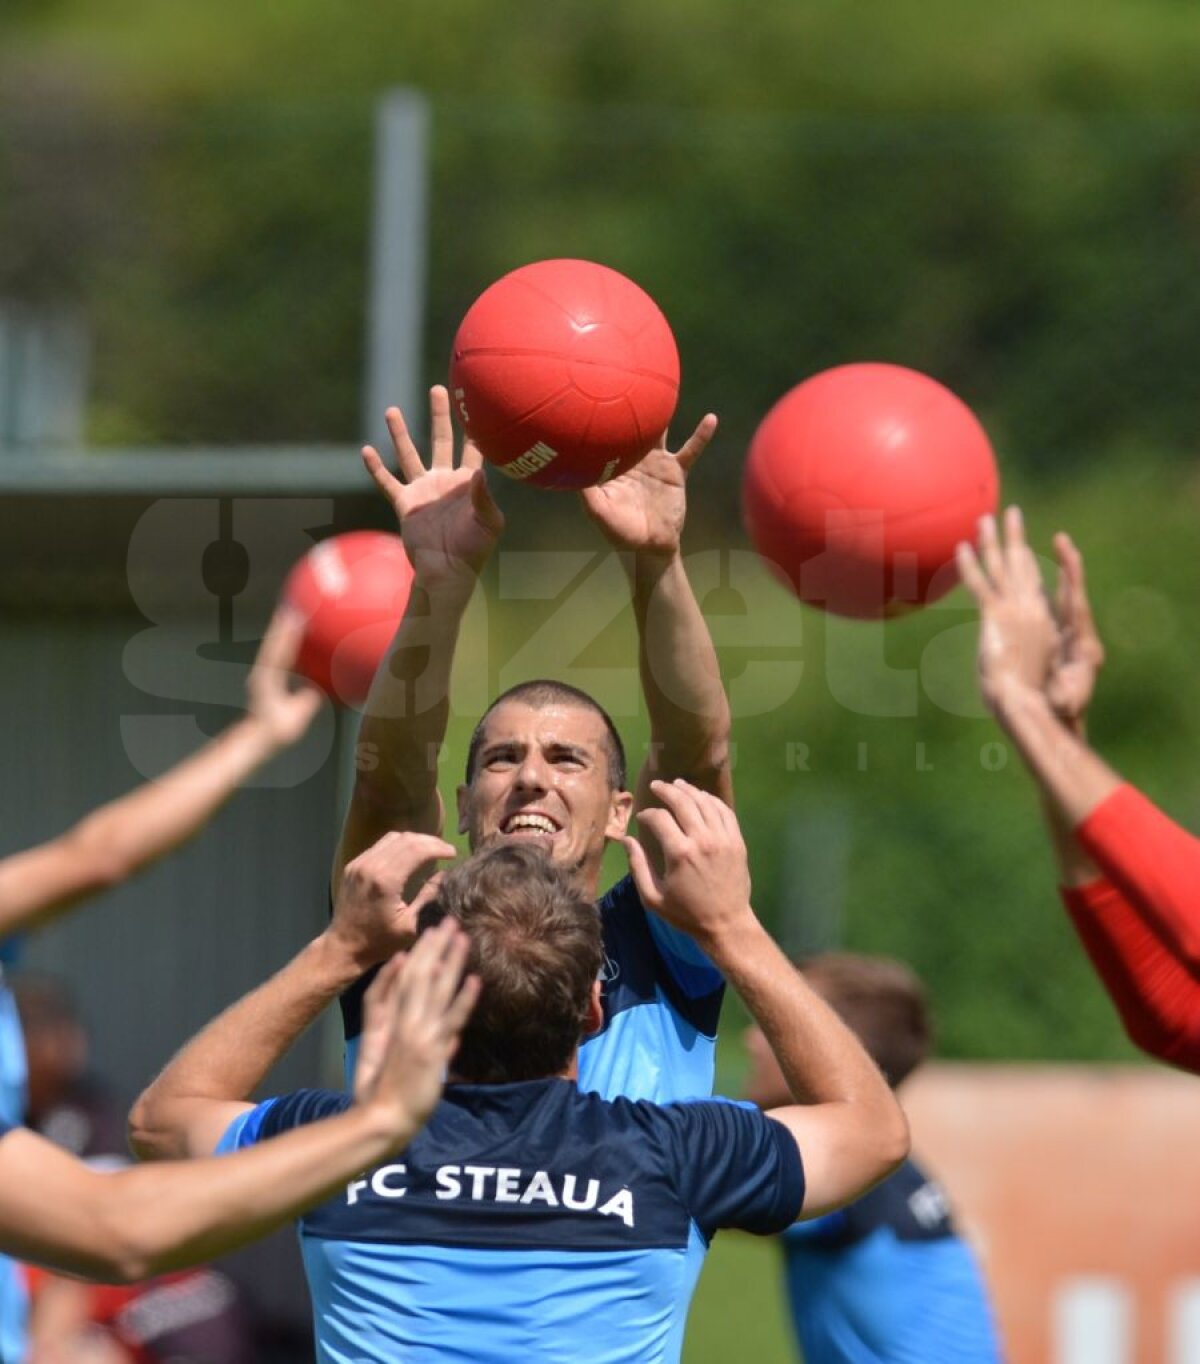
363, 88, 431, 454
323, 90, 433, 1085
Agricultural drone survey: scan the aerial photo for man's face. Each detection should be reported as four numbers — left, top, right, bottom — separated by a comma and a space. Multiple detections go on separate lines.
457, 700, 633, 893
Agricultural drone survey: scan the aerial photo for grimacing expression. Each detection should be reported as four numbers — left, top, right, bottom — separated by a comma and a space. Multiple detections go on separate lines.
457, 701, 634, 885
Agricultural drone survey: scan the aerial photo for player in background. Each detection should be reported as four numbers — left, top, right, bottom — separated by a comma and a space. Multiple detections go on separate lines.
0, 606, 323, 1359
743, 953, 1003, 1363
958, 509, 1200, 1071
338, 387, 733, 1103
0, 918, 475, 1282
130, 782, 908, 1364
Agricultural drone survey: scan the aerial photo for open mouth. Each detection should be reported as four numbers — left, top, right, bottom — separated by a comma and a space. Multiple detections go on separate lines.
500, 812, 561, 838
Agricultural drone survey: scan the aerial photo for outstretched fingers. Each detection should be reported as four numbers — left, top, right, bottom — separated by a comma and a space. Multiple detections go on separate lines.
429, 386, 455, 470
361, 443, 408, 512
1053, 530, 1104, 665
1003, 506, 1044, 597
955, 541, 993, 607
976, 512, 1006, 588
384, 405, 427, 483
253, 603, 308, 677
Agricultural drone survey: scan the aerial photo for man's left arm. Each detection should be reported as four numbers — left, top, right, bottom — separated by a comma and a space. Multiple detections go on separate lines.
581, 415, 732, 818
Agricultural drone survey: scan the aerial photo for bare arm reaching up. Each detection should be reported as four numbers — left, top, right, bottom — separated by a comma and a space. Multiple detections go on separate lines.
625, 780, 908, 1216
335, 388, 504, 894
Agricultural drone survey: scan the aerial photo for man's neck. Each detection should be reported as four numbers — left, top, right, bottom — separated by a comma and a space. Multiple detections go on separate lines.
447, 1056, 579, 1086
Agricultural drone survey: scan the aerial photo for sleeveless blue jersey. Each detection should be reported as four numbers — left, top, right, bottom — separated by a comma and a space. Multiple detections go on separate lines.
338, 874, 724, 1104
780, 1157, 1003, 1363
219, 1079, 803, 1364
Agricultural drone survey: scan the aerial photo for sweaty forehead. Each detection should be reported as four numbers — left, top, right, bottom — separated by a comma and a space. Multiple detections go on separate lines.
476, 700, 608, 754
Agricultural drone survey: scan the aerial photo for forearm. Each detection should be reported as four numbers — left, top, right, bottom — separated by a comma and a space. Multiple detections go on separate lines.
630, 552, 731, 799
1041, 794, 1102, 888
1035, 715, 1102, 887
992, 684, 1122, 826
702, 914, 907, 1214
705, 915, 895, 1111
0, 716, 281, 938
1074, 784, 1200, 966
1063, 879, 1200, 1070
345, 577, 473, 849
131, 932, 362, 1159
1, 1106, 413, 1282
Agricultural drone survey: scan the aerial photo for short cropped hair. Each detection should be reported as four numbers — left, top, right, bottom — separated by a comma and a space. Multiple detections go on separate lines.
464, 680, 628, 792
800, 953, 932, 1089
418, 843, 604, 1084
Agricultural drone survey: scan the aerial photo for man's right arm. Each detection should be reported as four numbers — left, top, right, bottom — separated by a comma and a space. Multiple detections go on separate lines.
334, 389, 503, 893
625, 782, 909, 1218
958, 511, 1200, 1065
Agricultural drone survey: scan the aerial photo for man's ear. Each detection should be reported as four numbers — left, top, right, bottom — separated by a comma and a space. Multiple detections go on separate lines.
604, 788, 635, 843
455, 784, 470, 836
582, 979, 604, 1037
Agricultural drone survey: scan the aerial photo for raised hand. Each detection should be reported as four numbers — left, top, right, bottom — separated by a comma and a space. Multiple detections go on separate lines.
352, 918, 479, 1116
956, 507, 1060, 716
623, 779, 752, 944
244, 605, 325, 749
331, 831, 457, 968
580, 414, 718, 556
361, 386, 504, 587
1046, 532, 1105, 730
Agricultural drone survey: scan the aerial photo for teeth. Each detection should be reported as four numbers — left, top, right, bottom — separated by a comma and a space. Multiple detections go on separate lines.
505, 814, 556, 835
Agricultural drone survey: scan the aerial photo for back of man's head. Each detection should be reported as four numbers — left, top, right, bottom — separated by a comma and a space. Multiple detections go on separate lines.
418, 843, 603, 1084
801, 953, 932, 1089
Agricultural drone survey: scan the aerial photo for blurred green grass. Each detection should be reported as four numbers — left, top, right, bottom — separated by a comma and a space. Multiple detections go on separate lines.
684, 1228, 796, 1363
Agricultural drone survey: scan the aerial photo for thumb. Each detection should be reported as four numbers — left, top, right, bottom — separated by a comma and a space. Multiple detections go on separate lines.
674, 413, 718, 474
622, 836, 664, 911
470, 469, 504, 533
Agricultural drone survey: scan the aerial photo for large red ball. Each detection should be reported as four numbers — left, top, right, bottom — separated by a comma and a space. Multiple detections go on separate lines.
743, 364, 999, 619
449, 259, 680, 490
282, 531, 414, 705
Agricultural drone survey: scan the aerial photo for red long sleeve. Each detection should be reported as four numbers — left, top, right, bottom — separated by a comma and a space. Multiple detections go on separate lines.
1062, 878, 1200, 1071
1076, 783, 1200, 967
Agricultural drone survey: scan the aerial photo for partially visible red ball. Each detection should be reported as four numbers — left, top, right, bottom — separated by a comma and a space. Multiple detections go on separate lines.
743, 363, 1000, 619
449, 258, 680, 490
282, 531, 414, 705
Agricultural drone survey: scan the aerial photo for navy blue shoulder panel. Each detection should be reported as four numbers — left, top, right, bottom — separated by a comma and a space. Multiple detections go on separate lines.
809, 1157, 958, 1247
598, 876, 723, 1037
257, 1088, 352, 1140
